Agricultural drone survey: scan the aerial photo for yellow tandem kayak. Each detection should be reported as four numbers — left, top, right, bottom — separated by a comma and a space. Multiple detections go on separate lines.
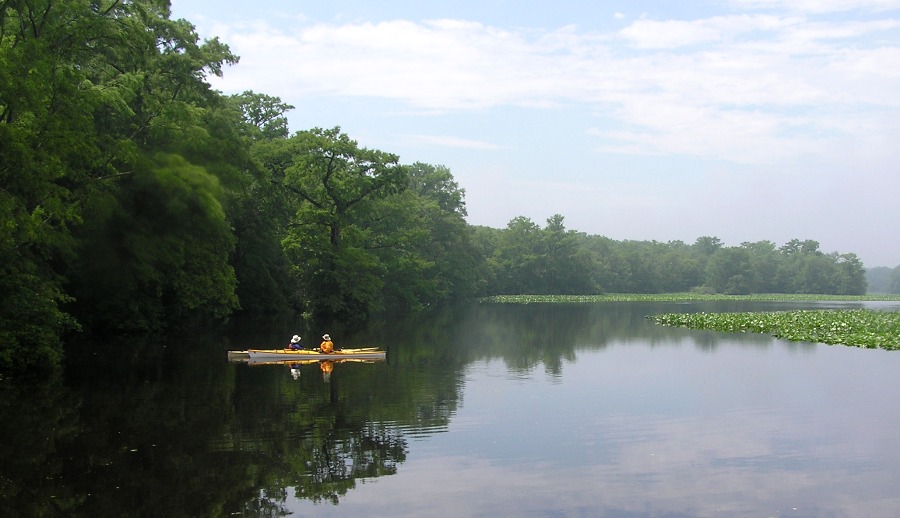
236, 347, 386, 361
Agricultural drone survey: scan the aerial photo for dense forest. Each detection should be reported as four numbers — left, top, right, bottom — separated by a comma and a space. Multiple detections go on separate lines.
1, 1, 894, 372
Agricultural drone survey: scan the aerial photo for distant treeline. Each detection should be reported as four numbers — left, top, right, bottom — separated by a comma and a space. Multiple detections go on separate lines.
0, 2, 892, 371
473, 222, 871, 297
866, 267, 900, 294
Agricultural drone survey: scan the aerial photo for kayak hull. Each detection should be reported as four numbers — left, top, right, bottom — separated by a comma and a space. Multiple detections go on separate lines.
244, 348, 386, 361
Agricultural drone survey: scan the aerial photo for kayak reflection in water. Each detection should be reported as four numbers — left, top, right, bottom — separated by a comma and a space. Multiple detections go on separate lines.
321, 360, 334, 382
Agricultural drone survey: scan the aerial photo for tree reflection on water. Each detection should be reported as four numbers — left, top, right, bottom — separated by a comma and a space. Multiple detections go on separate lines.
5, 300, 890, 516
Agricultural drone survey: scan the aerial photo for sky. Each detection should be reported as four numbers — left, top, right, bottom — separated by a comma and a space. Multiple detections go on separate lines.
170, 0, 900, 267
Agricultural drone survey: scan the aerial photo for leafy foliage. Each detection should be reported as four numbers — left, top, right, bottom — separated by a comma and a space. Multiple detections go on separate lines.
474, 231, 868, 297
479, 215, 597, 295
257, 130, 478, 320
229, 90, 294, 140
263, 127, 408, 319
68, 154, 238, 331
1, 0, 240, 367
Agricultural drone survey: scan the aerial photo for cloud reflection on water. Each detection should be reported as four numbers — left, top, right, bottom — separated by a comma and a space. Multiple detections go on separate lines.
285, 332, 900, 517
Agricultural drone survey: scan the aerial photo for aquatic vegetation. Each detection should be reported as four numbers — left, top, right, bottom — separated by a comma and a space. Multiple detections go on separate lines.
648, 309, 900, 350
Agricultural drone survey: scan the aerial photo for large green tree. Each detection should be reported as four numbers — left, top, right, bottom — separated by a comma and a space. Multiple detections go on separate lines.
219, 91, 296, 314
483, 215, 597, 295
655, 241, 703, 292
705, 247, 753, 294
65, 1, 241, 331
488, 216, 543, 294
264, 127, 407, 319
1, 0, 238, 368
230, 90, 294, 141
375, 162, 480, 310
68, 154, 239, 331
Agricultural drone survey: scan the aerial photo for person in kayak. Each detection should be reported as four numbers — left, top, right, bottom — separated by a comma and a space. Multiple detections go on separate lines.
319, 334, 334, 353
288, 335, 302, 350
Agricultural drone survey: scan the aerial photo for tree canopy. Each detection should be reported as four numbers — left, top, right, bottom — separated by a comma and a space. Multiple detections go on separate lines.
2, 0, 237, 367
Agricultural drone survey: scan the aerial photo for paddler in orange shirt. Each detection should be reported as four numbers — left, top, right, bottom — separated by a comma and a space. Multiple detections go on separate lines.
319, 334, 334, 354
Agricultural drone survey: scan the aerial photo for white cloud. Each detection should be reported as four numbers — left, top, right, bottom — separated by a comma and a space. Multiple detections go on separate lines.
204, 11, 900, 167
617, 15, 798, 49
619, 19, 723, 48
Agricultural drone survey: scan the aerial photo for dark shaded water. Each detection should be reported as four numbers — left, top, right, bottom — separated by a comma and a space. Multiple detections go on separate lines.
2, 300, 899, 517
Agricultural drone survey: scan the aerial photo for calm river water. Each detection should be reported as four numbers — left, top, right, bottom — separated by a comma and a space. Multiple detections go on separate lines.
3, 300, 899, 517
